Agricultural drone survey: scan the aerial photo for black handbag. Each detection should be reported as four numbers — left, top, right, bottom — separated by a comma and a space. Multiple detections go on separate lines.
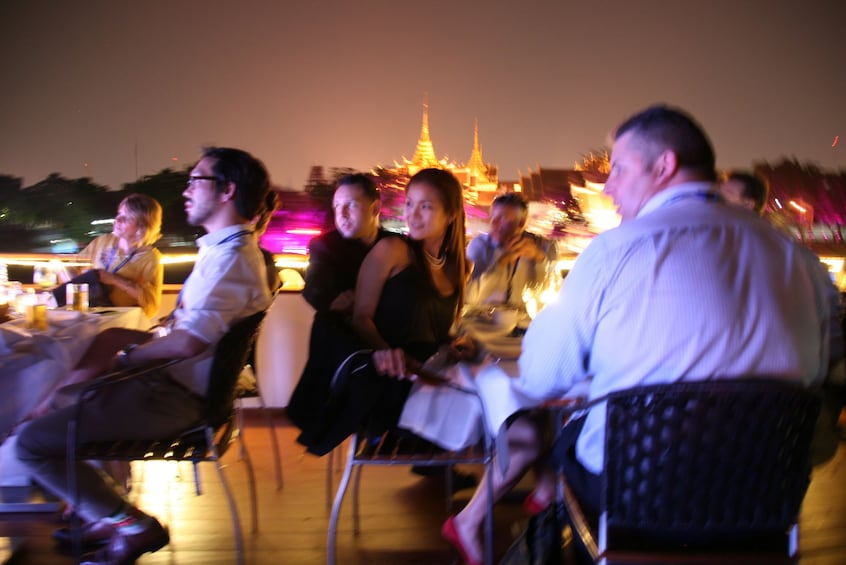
52, 269, 113, 308
499, 502, 566, 565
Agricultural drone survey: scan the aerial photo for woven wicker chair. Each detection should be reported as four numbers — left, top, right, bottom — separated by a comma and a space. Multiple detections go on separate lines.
67, 310, 266, 565
560, 378, 821, 565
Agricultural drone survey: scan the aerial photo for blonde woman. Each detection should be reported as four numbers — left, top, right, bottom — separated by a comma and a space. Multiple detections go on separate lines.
78, 193, 163, 318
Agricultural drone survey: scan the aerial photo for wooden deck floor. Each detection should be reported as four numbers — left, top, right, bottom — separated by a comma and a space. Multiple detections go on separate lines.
1, 411, 844, 564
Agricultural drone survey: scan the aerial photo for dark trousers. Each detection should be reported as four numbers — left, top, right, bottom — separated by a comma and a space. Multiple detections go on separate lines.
551, 416, 601, 525
287, 312, 412, 456
17, 371, 203, 522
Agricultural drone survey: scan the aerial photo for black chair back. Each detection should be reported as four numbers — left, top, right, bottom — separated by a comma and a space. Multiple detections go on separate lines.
205, 310, 266, 429
602, 378, 821, 549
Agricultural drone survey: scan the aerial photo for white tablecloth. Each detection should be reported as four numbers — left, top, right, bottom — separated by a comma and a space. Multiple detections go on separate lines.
398, 355, 535, 452
398, 336, 589, 475
0, 307, 146, 439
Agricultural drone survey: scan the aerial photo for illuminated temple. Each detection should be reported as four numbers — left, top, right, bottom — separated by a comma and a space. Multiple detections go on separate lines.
387, 101, 499, 206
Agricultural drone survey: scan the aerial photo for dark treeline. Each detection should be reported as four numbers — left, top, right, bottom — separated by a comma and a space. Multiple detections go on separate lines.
1, 157, 844, 253
0, 167, 200, 252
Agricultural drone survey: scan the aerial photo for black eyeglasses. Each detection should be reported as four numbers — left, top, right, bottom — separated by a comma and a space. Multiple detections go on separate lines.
187, 175, 220, 185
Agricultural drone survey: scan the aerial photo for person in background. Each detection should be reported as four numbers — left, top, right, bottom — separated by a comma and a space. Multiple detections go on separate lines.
443, 105, 840, 565
301, 173, 386, 314
719, 170, 768, 215
722, 171, 844, 464
77, 193, 164, 318
28, 194, 164, 418
352, 168, 477, 433
466, 192, 557, 308
253, 189, 282, 293
288, 173, 387, 443
17, 146, 272, 564
294, 169, 477, 454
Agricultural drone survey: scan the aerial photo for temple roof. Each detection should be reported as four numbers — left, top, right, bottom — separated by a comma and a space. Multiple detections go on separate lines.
410, 99, 440, 170
466, 119, 487, 176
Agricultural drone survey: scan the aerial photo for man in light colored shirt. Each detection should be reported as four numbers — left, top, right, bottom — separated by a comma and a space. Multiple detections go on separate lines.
444, 106, 839, 564
466, 192, 558, 307
517, 104, 837, 515
18, 146, 272, 564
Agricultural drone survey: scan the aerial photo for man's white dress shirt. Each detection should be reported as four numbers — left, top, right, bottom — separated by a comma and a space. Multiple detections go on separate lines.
170, 224, 272, 395
517, 182, 835, 474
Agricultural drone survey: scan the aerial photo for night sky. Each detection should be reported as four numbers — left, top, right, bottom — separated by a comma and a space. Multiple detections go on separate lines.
1, 0, 843, 191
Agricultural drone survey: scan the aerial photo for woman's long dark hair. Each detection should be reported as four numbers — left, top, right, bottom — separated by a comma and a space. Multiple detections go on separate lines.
405, 168, 467, 313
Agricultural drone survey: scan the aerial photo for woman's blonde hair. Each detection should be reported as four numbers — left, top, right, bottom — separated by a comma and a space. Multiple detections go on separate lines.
120, 193, 162, 247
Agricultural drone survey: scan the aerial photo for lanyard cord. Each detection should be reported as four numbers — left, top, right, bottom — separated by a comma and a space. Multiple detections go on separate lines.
104, 247, 139, 274
173, 229, 253, 311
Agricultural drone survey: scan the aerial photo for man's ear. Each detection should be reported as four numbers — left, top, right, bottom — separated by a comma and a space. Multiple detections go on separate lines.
652, 150, 679, 184
220, 181, 237, 203
371, 200, 382, 218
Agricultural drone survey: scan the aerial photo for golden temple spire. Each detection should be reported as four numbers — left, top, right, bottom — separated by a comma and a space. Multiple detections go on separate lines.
466, 118, 488, 179
410, 94, 440, 171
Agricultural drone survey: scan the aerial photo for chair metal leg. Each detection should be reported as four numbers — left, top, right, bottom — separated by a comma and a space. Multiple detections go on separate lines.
259, 397, 283, 490
238, 388, 283, 490
192, 461, 203, 495
325, 449, 334, 510
351, 464, 364, 535
237, 423, 259, 533
67, 419, 83, 560
208, 429, 246, 565
483, 440, 494, 565
236, 399, 247, 461
789, 523, 799, 558
327, 436, 358, 565
444, 464, 453, 514
325, 439, 349, 509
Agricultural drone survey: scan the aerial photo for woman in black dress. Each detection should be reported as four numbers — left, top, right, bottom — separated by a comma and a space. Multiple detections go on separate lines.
298, 168, 477, 455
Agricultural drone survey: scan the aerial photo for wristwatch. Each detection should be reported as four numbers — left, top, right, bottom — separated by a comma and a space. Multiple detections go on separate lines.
115, 344, 139, 368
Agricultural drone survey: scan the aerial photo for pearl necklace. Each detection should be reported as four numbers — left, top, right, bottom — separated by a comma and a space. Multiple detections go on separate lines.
424, 249, 446, 270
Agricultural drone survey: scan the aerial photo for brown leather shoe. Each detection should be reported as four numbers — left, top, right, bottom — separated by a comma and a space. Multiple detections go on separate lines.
53, 519, 115, 548
80, 517, 169, 565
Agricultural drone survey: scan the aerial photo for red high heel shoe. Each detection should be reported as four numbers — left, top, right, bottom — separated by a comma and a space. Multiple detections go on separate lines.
441, 516, 482, 565
523, 490, 550, 516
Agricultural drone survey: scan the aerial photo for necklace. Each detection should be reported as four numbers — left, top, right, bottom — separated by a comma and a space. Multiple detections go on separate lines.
424, 249, 446, 270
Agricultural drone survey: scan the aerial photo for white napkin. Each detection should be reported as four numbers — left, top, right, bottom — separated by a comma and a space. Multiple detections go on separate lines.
399, 358, 486, 451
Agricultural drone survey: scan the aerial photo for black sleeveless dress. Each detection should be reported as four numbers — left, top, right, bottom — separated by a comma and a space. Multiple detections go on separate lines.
373, 262, 457, 363
294, 248, 458, 455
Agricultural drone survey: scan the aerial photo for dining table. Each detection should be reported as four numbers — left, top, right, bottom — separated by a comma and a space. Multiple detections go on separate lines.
397, 311, 538, 473
398, 309, 590, 476
0, 306, 146, 505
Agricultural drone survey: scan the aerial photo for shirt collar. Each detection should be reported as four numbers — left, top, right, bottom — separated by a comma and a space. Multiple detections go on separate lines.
637, 181, 718, 218
196, 224, 251, 249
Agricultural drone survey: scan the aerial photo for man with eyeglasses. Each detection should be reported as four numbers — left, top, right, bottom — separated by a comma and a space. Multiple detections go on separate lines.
17, 146, 272, 564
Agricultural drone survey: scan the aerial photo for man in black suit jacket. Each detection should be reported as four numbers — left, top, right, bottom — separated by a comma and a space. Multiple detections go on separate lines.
290, 173, 387, 447
301, 173, 385, 313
